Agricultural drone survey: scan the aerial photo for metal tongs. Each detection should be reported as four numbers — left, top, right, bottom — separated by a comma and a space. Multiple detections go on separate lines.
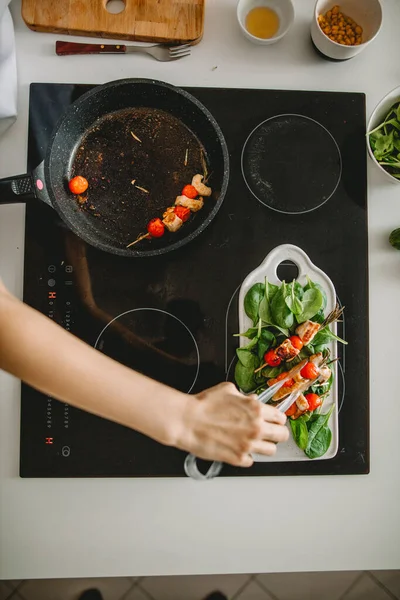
184, 360, 309, 480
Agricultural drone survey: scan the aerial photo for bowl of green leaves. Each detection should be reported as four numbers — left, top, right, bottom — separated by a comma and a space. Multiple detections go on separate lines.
367, 85, 400, 184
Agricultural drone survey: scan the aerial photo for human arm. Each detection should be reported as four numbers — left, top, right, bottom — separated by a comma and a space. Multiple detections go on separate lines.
0, 279, 288, 466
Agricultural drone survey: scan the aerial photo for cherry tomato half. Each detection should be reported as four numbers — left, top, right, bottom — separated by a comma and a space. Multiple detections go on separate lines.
264, 349, 282, 367
305, 393, 322, 412
69, 176, 89, 195
147, 218, 165, 238
300, 362, 319, 380
285, 403, 297, 417
182, 184, 198, 199
174, 206, 191, 222
289, 335, 303, 350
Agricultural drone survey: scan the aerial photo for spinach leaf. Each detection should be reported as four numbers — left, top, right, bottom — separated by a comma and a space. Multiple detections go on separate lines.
293, 281, 304, 299
305, 427, 332, 459
296, 287, 324, 322
257, 329, 276, 362
285, 280, 304, 316
374, 130, 394, 158
236, 335, 258, 367
311, 329, 331, 346
236, 349, 255, 367
244, 283, 264, 325
266, 279, 279, 299
312, 309, 325, 324
233, 327, 259, 339
259, 277, 278, 324
326, 329, 348, 345
368, 103, 400, 179
261, 364, 285, 379
307, 411, 321, 425
300, 412, 312, 422
234, 357, 258, 393
234, 318, 269, 340
259, 292, 272, 325
268, 324, 290, 337
271, 282, 294, 329
314, 326, 348, 346
314, 344, 328, 354
305, 404, 335, 459
255, 370, 268, 385
304, 278, 327, 311
290, 417, 309, 450
380, 160, 400, 168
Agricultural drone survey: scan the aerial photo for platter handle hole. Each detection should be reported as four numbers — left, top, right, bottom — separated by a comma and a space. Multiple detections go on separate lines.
105, 0, 126, 14
276, 260, 299, 282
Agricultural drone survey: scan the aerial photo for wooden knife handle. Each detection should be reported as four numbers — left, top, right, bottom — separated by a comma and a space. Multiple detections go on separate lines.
56, 41, 127, 56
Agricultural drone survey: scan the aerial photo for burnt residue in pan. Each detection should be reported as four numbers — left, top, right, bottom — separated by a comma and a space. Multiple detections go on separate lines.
70, 108, 208, 248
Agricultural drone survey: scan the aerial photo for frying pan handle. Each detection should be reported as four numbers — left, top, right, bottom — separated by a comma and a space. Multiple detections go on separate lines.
0, 163, 51, 206
0, 174, 36, 204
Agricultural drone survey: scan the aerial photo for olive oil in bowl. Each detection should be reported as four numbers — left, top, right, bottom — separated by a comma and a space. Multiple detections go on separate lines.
245, 6, 280, 39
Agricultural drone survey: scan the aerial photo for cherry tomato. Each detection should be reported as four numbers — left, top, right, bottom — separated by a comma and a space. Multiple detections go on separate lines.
305, 393, 322, 412
174, 206, 191, 222
182, 184, 198, 199
275, 372, 294, 388
285, 403, 297, 417
147, 218, 165, 238
289, 335, 303, 350
300, 362, 319, 380
264, 349, 282, 367
69, 176, 88, 195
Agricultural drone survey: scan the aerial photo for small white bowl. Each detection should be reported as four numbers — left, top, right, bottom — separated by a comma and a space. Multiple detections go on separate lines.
367, 85, 400, 185
311, 0, 382, 60
237, 0, 295, 45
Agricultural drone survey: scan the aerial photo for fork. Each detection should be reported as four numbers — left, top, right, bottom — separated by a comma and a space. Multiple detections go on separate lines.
55, 41, 191, 62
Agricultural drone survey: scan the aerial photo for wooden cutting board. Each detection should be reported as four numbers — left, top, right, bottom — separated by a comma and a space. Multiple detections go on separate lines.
21, 0, 205, 44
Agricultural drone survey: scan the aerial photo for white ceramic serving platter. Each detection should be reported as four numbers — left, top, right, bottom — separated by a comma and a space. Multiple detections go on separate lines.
238, 244, 339, 462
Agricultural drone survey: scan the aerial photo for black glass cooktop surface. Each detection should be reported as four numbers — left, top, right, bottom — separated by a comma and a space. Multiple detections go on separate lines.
20, 83, 369, 477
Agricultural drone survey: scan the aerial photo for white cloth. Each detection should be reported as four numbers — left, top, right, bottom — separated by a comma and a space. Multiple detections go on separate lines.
0, 0, 17, 137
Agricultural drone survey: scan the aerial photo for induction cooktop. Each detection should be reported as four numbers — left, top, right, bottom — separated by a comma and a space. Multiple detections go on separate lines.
20, 83, 369, 477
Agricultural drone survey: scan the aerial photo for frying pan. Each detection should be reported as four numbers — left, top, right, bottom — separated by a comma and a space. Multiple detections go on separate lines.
0, 79, 229, 257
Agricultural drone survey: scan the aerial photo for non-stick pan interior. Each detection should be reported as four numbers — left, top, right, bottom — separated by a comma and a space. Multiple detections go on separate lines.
45, 79, 229, 257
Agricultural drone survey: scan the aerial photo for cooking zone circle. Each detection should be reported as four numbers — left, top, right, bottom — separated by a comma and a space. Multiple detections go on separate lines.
94, 308, 200, 393
241, 114, 342, 214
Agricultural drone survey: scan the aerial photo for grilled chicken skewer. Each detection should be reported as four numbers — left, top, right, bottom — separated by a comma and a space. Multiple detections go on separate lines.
127, 174, 211, 247
266, 353, 332, 418
269, 353, 324, 400
258, 304, 344, 369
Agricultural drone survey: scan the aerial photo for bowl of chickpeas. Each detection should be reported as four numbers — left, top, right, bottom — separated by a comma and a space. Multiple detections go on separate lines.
311, 0, 382, 60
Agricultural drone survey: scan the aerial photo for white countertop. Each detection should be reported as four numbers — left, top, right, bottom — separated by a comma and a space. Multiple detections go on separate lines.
1, 0, 400, 580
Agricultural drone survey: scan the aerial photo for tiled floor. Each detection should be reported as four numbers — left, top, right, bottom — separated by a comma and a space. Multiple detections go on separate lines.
1, 571, 399, 600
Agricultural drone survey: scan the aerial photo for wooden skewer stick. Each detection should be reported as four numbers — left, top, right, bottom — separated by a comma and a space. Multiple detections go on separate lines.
126, 233, 150, 248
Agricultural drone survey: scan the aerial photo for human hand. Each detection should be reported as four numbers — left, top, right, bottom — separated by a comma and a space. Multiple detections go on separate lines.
178, 382, 289, 467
